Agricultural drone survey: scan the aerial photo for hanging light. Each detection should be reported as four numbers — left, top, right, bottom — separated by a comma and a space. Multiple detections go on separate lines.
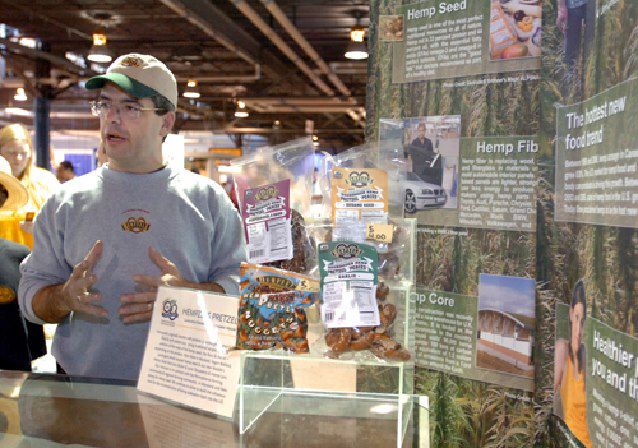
13, 87, 27, 102
345, 25, 368, 60
345, 11, 368, 60
234, 100, 249, 118
350, 27, 365, 43
87, 33, 112, 63
183, 79, 200, 98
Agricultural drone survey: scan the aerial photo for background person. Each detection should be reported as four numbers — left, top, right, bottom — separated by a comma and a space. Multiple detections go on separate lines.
0, 155, 46, 371
55, 161, 75, 183
19, 53, 246, 381
0, 124, 58, 247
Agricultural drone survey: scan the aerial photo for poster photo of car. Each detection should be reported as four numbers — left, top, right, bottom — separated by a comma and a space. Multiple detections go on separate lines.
401, 115, 460, 215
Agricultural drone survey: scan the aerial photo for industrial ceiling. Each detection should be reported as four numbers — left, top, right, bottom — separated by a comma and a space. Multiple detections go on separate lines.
0, 0, 369, 149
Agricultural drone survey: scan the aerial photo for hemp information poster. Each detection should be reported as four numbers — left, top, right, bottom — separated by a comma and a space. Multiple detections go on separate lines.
414, 273, 536, 392
392, 0, 540, 83
555, 303, 638, 447
555, 77, 638, 228
381, 122, 538, 231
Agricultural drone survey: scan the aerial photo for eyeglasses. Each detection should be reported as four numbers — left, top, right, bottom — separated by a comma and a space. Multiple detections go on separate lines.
90, 100, 161, 119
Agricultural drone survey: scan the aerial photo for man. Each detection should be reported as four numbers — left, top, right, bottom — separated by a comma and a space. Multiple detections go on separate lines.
405, 122, 441, 185
56, 161, 75, 183
0, 155, 46, 371
19, 54, 246, 381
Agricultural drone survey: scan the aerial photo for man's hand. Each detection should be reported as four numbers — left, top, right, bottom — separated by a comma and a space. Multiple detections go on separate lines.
118, 246, 176, 324
119, 246, 225, 324
59, 240, 107, 318
33, 240, 107, 322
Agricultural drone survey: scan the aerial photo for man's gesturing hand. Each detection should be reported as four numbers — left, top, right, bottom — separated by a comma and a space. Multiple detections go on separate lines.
119, 246, 187, 324
60, 240, 107, 318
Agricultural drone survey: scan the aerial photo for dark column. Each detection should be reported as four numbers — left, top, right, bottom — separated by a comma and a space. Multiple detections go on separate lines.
33, 42, 52, 169
33, 97, 50, 169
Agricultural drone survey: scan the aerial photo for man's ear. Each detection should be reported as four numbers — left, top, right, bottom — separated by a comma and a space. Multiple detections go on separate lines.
159, 111, 176, 138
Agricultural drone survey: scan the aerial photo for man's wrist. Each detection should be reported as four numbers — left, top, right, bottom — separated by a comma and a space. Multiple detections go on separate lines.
33, 284, 72, 323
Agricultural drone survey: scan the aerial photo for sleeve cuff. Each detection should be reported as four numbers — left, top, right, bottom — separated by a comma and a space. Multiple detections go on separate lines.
18, 283, 47, 325
213, 276, 240, 297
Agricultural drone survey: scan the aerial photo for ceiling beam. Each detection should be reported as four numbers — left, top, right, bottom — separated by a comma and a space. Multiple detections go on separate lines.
0, 1, 92, 40
157, 0, 259, 65
157, 0, 314, 93
0, 38, 94, 76
230, 0, 334, 97
261, 0, 350, 97
216, 126, 364, 135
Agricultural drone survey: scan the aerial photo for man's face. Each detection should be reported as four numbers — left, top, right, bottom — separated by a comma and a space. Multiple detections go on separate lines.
56, 166, 74, 183
0, 140, 30, 177
99, 84, 174, 173
418, 125, 426, 139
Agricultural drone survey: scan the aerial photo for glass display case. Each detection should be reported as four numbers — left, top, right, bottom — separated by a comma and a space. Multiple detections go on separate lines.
237, 217, 417, 447
0, 370, 426, 447
239, 351, 415, 443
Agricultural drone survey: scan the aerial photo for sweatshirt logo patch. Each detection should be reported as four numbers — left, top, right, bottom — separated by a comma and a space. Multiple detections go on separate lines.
121, 217, 151, 233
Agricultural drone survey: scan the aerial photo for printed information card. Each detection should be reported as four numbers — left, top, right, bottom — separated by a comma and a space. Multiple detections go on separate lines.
138, 287, 241, 419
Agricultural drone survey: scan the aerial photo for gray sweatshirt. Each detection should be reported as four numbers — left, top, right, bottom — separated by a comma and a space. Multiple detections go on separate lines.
19, 165, 246, 380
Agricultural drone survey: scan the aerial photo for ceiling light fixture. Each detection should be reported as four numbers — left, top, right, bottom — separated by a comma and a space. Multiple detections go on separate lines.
234, 100, 249, 118
87, 33, 112, 63
183, 79, 201, 98
350, 27, 365, 43
345, 13, 368, 60
13, 87, 27, 102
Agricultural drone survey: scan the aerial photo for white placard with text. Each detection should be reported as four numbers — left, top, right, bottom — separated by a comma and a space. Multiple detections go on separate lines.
138, 287, 240, 419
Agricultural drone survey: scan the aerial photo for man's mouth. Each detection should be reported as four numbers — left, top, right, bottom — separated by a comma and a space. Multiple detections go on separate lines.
106, 132, 127, 143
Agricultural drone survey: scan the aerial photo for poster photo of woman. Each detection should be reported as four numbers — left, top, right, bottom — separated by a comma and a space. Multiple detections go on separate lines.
554, 279, 592, 448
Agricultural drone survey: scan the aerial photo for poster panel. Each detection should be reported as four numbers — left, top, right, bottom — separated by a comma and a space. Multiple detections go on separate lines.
458, 137, 537, 231
381, 120, 537, 231
555, 295, 638, 448
414, 272, 535, 391
391, 0, 541, 83
555, 77, 638, 227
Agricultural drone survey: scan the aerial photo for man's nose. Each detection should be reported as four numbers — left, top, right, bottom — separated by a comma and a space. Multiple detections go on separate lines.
106, 104, 121, 123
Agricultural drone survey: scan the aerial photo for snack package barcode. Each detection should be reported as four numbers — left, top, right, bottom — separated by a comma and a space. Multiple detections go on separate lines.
250, 249, 265, 258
